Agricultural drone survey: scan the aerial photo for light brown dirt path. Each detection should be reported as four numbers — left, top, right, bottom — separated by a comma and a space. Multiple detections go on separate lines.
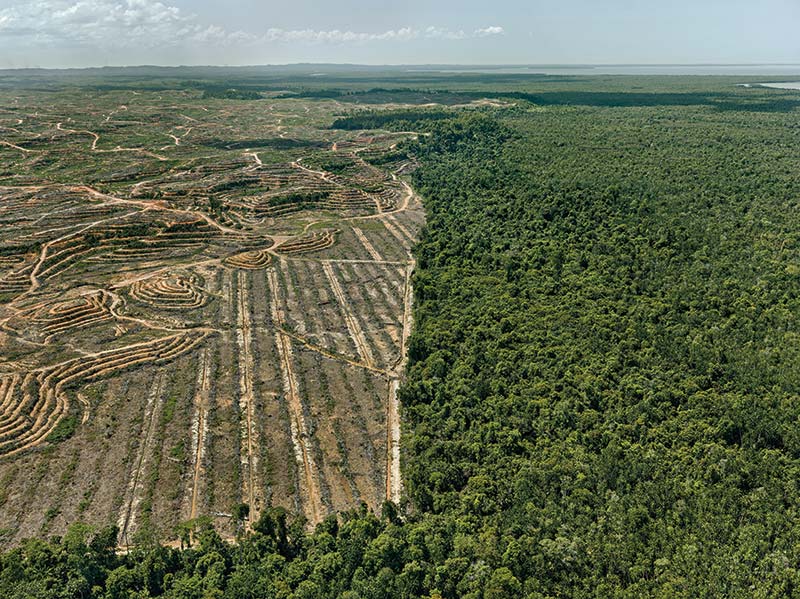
277, 326, 389, 377
376, 173, 420, 503
0, 140, 36, 153
166, 126, 192, 147
322, 262, 376, 368
56, 121, 168, 160
56, 122, 100, 150
243, 151, 262, 167
74, 185, 244, 236
352, 227, 384, 262
117, 373, 166, 545
385, 379, 403, 503
385, 213, 416, 243
187, 347, 212, 521
291, 159, 336, 183
235, 273, 261, 524
267, 267, 325, 525
385, 261, 415, 502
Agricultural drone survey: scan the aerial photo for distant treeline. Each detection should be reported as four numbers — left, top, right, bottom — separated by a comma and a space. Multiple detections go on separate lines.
296, 86, 800, 112
201, 138, 327, 151
268, 190, 331, 208
331, 110, 454, 131
200, 87, 263, 100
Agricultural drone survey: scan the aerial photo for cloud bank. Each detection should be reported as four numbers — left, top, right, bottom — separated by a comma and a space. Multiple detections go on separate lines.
0, 0, 504, 49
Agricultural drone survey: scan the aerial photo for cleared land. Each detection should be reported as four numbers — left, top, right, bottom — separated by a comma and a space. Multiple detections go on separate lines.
0, 89, 423, 544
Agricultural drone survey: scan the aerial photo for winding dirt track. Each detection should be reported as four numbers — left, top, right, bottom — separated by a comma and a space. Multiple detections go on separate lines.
1, 140, 35, 153
74, 185, 243, 236
56, 121, 166, 160
243, 151, 262, 167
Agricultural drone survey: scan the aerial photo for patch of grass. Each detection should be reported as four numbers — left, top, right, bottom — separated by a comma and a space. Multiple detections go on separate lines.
169, 440, 186, 462
46, 415, 78, 444
161, 395, 178, 426
0, 467, 17, 508
43, 507, 60, 523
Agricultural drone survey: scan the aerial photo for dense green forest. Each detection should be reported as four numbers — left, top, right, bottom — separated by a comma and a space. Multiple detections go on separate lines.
4, 77, 800, 597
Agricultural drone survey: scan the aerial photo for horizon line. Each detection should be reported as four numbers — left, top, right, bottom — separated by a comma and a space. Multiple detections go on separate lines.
2, 62, 800, 73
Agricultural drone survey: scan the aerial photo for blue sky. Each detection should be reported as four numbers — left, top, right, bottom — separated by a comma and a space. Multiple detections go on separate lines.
0, 0, 797, 68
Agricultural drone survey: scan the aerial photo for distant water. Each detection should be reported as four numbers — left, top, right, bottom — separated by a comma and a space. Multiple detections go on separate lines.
407, 65, 800, 76
759, 82, 800, 90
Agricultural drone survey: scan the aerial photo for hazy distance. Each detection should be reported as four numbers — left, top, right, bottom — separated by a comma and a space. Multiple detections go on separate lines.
0, 0, 798, 69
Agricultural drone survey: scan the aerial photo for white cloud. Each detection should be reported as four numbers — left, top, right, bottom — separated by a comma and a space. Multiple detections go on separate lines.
259, 26, 488, 44
0, 0, 504, 50
262, 27, 418, 44
424, 26, 467, 40
475, 26, 505, 37
0, 0, 194, 47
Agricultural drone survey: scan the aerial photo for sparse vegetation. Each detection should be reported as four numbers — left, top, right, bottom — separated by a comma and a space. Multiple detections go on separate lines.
200, 87, 263, 100
0, 75, 415, 548
44, 415, 78, 444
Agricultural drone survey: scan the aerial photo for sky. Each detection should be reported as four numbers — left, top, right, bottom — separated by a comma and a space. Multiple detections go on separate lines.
0, 0, 798, 69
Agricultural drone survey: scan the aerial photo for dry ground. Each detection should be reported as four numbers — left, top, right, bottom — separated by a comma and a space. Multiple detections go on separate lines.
0, 88, 422, 545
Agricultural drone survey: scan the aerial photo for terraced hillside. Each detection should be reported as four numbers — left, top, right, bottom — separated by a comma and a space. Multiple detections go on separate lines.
0, 88, 424, 545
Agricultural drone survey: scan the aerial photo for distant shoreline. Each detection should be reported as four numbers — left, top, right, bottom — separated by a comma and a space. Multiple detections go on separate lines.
757, 81, 800, 90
